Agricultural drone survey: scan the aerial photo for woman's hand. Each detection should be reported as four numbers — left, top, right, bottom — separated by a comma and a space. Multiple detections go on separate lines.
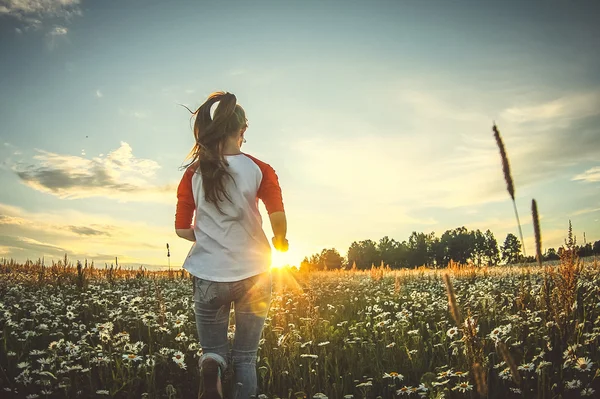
269, 212, 287, 251
272, 236, 289, 252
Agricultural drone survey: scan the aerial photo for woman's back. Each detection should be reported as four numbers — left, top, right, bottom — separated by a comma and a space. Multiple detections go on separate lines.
176, 153, 284, 281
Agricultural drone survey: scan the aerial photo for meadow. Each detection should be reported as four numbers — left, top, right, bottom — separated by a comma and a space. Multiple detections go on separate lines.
1, 252, 598, 399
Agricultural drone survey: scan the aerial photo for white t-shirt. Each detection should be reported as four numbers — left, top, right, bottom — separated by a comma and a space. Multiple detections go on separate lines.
175, 153, 284, 282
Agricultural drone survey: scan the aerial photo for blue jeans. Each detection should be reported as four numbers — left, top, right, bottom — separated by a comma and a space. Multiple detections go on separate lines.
193, 271, 272, 399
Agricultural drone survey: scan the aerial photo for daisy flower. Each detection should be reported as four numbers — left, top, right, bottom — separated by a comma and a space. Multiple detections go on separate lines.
452, 382, 473, 392
574, 357, 594, 372
172, 351, 185, 365
581, 388, 595, 397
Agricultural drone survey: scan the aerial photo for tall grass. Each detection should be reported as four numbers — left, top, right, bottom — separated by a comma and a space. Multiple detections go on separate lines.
493, 124, 526, 257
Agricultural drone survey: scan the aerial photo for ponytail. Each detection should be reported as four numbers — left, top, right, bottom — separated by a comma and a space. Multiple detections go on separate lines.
182, 91, 246, 214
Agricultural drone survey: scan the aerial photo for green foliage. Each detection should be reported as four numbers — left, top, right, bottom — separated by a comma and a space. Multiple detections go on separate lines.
501, 233, 522, 264
300, 248, 344, 272
343, 228, 503, 270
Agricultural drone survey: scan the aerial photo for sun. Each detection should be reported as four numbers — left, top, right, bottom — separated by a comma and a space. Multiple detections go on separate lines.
270, 248, 301, 269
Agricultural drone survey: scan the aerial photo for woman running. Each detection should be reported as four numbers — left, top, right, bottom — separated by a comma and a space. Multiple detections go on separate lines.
175, 91, 288, 399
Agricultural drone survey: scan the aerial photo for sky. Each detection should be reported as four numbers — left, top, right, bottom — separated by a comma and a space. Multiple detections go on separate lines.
0, 0, 599, 269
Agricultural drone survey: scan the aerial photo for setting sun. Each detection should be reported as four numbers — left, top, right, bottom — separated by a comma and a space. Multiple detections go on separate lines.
270, 248, 301, 269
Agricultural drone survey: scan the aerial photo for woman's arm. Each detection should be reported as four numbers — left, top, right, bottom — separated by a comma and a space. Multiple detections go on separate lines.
176, 228, 196, 242
269, 211, 288, 251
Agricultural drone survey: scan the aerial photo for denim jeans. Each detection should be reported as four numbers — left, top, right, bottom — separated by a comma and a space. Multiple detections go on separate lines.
193, 271, 272, 399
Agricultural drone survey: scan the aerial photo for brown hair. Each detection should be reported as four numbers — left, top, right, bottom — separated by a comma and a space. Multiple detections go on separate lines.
183, 91, 247, 213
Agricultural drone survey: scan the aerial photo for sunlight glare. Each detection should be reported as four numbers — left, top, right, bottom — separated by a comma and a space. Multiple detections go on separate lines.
270, 248, 300, 269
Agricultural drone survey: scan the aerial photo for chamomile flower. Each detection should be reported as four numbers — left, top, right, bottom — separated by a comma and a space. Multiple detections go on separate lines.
452, 382, 473, 392
446, 327, 459, 339
122, 353, 142, 362
518, 362, 535, 372
581, 388, 595, 397
172, 351, 185, 365
383, 372, 404, 381
574, 357, 594, 372
566, 379, 582, 390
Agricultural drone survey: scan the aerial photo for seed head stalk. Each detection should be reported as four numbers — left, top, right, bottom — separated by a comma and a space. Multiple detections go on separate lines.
493, 123, 526, 258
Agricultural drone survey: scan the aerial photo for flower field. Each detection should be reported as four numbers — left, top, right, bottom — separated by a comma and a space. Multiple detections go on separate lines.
1, 256, 599, 399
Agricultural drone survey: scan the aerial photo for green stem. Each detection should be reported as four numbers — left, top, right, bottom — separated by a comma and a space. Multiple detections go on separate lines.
513, 199, 527, 258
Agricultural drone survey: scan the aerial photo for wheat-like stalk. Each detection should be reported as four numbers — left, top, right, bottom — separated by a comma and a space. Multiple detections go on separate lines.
442, 274, 463, 326
532, 199, 542, 267
497, 341, 521, 386
493, 124, 514, 200
493, 123, 526, 257
473, 362, 488, 397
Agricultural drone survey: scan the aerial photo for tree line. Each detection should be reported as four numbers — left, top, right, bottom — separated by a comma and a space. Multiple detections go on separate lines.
300, 227, 600, 271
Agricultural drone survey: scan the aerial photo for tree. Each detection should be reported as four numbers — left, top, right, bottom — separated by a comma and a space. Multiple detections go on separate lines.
438, 227, 473, 265
347, 239, 380, 269
300, 257, 311, 273
593, 240, 600, 255
501, 233, 522, 264
578, 243, 593, 258
407, 232, 433, 267
545, 248, 559, 261
483, 229, 500, 266
319, 248, 344, 270
472, 229, 486, 266
378, 236, 398, 268
431, 236, 447, 268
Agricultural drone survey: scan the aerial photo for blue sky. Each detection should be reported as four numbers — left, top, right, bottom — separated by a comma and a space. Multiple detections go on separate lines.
1, 0, 599, 268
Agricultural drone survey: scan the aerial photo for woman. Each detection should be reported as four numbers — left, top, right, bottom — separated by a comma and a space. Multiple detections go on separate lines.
175, 91, 288, 399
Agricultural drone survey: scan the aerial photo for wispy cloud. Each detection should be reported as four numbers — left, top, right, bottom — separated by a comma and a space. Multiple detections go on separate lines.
501, 91, 600, 124
490, 90, 600, 188
45, 24, 69, 50
13, 142, 176, 202
96, 89, 103, 98
68, 226, 111, 237
573, 166, 600, 183
570, 206, 600, 217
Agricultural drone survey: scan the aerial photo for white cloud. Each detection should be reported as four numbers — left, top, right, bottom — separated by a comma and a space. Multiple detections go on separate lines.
573, 167, 600, 183
13, 142, 176, 202
0, 0, 79, 15
49, 25, 67, 35
96, 89, 103, 98
0, 0, 81, 30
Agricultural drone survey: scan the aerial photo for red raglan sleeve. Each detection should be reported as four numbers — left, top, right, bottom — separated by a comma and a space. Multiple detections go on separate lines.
175, 166, 196, 229
245, 154, 285, 214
